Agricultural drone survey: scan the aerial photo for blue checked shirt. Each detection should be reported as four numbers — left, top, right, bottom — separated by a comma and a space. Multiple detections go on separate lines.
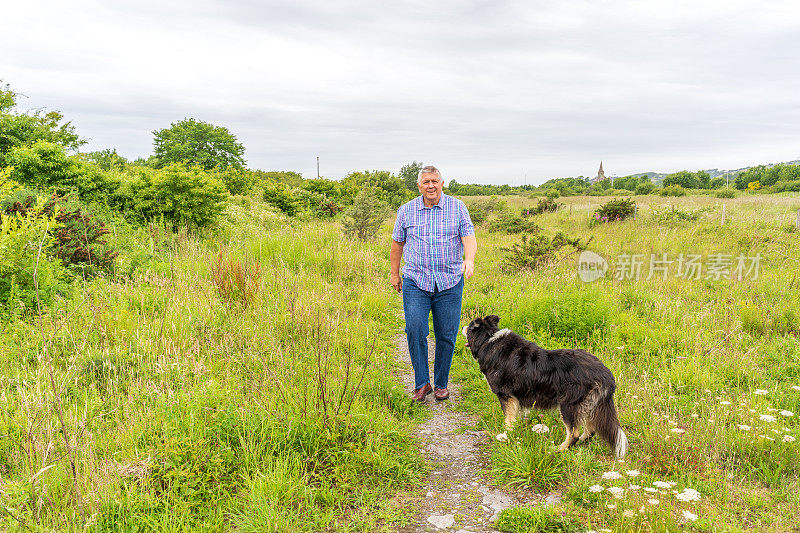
392, 193, 475, 292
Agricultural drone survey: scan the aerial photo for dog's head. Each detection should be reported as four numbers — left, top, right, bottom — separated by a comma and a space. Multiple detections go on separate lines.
462, 315, 500, 357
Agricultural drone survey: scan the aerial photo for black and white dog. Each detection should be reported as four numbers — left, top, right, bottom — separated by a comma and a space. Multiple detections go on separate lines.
463, 315, 628, 459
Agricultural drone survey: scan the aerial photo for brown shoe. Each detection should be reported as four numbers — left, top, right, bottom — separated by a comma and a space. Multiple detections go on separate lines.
411, 383, 432, 402
434, 387, 450, 401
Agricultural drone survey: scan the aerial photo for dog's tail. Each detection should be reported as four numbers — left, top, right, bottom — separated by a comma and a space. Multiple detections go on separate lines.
594, 395, 628, 459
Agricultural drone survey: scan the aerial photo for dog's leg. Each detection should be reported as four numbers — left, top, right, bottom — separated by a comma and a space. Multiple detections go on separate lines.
579, 419, 596, 443
557, 404, 581, 451
500, 396, 520, 430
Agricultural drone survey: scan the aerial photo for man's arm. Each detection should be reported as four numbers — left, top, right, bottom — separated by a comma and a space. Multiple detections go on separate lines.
390, 239, 405, 292
461, 235, 477, 280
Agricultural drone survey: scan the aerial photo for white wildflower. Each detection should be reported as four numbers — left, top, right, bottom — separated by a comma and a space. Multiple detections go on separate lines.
496, 432, 509, 442
625, 470, 640, 477
606, 504, 616, 509
738, 424, 751, 431
531, 423, 550, 433
602, 471, 623, 480
675, 488, 701, 502
780, 410, 794, 417
792, 385, 800, 391
653, 481, 672, 489
647, 498, 659, 505
784, 435, 796, 443
643, 487, 658, 493
623, 510, 635, 518
720, 400, 732, 405
670, 428, 685, 434
759, 435, 775, 441
682, 510, 698, 522
588, 484, 604, 493
607, 486, 625, 498
628, 484, 640, 490
760, 414, 777, 422
754, 389, 769, 395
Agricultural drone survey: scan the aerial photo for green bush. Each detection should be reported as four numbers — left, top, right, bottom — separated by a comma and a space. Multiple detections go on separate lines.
214, 167, 254, 195
341, 187, 389, 240
592, 197, 636, 223
262, 180, 302, 216
521, 197, 561, 217
635, 181, 656, 195
659, 184, 687, 197
2, 190, 118, 278
124, 163, 229, 229
651, 205, 712, 223
489, 212, 541, 234
8, 140, 119, 203
715, 187, 736, 198
501, 232, 587, 273
295, 188, 342, 218
0, 201, 67, 318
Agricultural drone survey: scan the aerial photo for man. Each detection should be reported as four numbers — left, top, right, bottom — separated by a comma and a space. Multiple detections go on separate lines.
390, 165, 477, 402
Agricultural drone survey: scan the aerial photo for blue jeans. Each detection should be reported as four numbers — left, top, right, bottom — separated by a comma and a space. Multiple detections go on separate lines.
402, 276, 464, 390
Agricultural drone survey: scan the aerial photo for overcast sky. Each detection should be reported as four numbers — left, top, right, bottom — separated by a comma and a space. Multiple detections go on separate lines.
3, 0, 800, 184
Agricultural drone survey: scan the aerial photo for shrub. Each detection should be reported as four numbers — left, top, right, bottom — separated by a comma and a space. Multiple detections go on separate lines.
341, 187, 389, 240
715, 188, 736, 198
124, 163, 229, 229
262, 180, 302, 216
214, 167, 254, 195
592, 197, 636, 223
651, 205, 712, 223
8, 140, 119, 203
545, 188, 560, 199
501, 232, 588, 273
295, 188, 342, 218
769, 180, 800, 193
521, 197, 561, 217
468, 205, 487, 225
2, 191, 118, 278
489, 212, 542, 234
659, 184, 687, 197
0, 200, 67, 318
635, 181, 656, 195
747, 180, 761, 191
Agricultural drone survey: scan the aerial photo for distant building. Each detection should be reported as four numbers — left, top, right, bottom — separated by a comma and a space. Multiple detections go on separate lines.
592, 161, 609, 183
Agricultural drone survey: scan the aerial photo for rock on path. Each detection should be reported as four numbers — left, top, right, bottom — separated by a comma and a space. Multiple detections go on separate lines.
393, 335, 552, 532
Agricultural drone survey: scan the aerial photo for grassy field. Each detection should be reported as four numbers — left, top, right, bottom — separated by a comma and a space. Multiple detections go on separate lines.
453, 193, 800, 532
1, 191, 799, 531
0, 198, 426, 532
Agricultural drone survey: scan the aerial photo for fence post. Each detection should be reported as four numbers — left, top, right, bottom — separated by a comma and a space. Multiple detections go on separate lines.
722, 204, 726, 225
796, 208, 799, 231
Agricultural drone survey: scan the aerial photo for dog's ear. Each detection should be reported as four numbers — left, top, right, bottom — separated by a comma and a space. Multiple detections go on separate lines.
485, 315, 500, 328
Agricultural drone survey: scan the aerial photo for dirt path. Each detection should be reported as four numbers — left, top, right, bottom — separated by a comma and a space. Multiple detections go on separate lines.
394, 335, 556, 532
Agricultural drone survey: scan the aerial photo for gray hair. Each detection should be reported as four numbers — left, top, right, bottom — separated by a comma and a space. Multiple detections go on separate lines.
417, 165, 442, 184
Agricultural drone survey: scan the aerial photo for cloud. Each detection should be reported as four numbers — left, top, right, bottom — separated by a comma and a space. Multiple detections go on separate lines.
2, 0, 800, 183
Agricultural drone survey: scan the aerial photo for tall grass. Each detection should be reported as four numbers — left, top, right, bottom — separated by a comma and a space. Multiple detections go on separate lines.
0, 202, 423, 532
452, 193, 800, 531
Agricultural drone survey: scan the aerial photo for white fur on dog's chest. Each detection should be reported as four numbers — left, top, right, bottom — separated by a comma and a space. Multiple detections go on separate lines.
487, 328, 511, 342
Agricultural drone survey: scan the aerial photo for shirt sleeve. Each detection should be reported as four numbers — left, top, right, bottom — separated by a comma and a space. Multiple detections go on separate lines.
458, 201, 475, 237
392, 205, 406, 242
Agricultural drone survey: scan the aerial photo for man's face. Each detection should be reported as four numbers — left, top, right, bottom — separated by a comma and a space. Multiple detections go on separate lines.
418, 173, 444, 204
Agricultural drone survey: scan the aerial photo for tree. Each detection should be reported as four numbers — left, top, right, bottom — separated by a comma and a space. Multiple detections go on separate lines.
0, 82, 84, 167
152, 118, 246, 171
399, 161, 423, 191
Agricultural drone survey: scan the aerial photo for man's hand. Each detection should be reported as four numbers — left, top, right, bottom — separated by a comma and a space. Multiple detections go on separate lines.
390, 273, 403, 293
461, 259, 475, 280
